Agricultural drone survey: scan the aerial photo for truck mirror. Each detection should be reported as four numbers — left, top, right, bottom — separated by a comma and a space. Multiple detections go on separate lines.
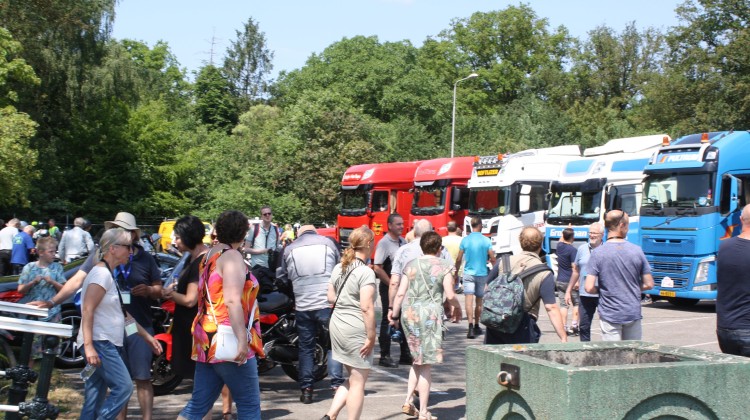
519, 184, 532, 195
451, 187, 461, 204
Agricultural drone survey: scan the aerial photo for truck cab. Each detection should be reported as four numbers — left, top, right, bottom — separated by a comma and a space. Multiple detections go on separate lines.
640, 131, 750, 305
337, 161, 422, 248
411, 157, 474, 236
544, 134, 669, 272
466, 146, 582, 255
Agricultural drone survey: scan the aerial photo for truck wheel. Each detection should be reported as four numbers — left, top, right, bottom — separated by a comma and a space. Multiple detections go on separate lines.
668, 298, 700, 307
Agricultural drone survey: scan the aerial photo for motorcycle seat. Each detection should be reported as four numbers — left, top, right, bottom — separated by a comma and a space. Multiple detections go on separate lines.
258, 291, 292, 313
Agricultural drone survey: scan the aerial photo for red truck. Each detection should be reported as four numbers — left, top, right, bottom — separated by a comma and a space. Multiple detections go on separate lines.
337, 161, 422, 248
411, 157, 474, 236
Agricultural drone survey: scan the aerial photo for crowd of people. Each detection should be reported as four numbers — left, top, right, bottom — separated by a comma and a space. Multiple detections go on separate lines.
4, 202, 750, 419
0, 217, 94, 277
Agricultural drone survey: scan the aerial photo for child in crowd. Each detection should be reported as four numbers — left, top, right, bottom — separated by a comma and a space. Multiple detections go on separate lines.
17, 236, 66, 367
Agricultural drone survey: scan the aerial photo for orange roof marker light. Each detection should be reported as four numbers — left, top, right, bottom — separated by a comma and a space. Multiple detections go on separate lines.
474, 155, 480, 163
662, 136, 670, 146
701, 133, 709, 143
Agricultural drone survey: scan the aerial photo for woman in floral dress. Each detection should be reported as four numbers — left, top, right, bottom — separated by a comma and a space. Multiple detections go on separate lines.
391, 231, 462, 420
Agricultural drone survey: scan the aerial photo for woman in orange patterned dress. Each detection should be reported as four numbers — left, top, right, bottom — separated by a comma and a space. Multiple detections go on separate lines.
178, 210, 264, 420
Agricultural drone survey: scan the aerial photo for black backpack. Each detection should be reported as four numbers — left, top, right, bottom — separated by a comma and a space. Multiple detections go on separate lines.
480, 254, 553, 333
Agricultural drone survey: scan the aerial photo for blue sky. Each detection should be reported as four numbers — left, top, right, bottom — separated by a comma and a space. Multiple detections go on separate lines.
111, 1, 684, 80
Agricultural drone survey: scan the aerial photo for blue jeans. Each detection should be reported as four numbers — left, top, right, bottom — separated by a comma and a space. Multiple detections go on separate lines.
179, 358, 261, 420
297, 308, 344, 389
81, 340, 133, 420
578, 296, 599, 342
717, 328, 750, 357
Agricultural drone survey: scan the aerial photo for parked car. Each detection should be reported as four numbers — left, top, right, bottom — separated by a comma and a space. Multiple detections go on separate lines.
156, 219, 213, 252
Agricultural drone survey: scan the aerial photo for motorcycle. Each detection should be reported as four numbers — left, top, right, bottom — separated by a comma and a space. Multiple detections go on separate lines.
150, 299, 182, 396
256, 287, 329, 383
149, 285, 330, 396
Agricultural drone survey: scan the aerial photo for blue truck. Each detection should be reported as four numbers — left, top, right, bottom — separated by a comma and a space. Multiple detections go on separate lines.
640, 131, 750, 306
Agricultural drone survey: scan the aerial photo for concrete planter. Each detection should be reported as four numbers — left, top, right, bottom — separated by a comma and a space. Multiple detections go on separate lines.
466, 341, 750, 420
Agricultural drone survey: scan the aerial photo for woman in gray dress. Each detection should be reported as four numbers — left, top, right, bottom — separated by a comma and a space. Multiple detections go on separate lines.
321, 226, 377, 420
392, 231, 462, 420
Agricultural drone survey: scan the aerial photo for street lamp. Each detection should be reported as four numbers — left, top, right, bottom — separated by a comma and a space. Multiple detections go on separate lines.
451, 72, 479, 158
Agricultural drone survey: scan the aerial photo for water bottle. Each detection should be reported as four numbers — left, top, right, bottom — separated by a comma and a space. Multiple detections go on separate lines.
389, 326, 403, 343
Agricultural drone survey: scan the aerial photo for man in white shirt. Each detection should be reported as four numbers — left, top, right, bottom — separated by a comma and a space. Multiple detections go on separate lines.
0, 218, 20, 276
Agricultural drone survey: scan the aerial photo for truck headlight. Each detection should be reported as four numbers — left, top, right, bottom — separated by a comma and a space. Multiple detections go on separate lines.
694, 256, 715, 284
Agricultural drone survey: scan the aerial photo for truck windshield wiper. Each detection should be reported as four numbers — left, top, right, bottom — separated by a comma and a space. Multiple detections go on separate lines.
650, 214, 687, 228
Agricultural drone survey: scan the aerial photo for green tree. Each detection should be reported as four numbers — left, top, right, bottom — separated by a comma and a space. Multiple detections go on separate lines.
0, 106, 38, 207
223, 17, 274, 108
194, 65, 238, 132
568, 23, 665, 111
635, 0, 750, 133
438, 6, 572, 106
0, 27, 39, 208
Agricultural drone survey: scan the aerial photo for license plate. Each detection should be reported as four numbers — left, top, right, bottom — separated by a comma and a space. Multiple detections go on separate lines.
659, 290, 676, 297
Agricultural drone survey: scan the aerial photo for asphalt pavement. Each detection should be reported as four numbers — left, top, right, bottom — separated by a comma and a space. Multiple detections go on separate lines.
68, 298, 720, 419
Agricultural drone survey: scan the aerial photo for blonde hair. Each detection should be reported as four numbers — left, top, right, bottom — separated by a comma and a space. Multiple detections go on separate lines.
36, 236, 58, 253
96, 228, 130, 264
341, 226, 374, 271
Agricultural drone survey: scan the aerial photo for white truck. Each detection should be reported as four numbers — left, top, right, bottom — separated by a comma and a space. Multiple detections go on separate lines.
465, 145, 582, 255
543, 134, 670, 270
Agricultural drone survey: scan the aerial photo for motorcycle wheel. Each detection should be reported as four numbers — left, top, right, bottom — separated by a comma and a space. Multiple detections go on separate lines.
55, 307, 85, 368
281, 362, 328, 383
151, 341, 183, 396
280, 342, 328, 383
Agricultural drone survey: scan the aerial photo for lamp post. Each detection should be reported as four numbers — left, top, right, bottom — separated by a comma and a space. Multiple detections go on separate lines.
451, 72, 479, 158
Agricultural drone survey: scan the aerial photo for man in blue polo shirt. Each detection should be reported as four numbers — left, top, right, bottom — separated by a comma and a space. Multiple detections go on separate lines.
455, 217, 495, 339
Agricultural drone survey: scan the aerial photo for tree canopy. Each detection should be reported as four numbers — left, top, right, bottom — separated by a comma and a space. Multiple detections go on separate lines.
0, 1, 747, 225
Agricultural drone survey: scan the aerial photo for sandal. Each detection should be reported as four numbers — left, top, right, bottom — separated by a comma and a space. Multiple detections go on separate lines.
418, 412, 437, 420
401, 403, 418, 416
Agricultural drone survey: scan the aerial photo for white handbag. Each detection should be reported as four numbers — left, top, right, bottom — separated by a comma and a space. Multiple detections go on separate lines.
212, 324, 239, 361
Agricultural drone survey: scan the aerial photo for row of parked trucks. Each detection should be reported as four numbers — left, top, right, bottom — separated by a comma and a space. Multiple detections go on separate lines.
335, 130, 750, 306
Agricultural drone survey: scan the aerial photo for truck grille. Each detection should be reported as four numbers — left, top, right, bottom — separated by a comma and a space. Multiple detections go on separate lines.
649, 257, 690, 289
339, 228, 353, 248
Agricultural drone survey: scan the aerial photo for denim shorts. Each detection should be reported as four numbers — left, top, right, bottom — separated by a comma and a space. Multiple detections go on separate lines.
463, 274, 488, 298
123, 326, 154, 380
556, 281, 579, 308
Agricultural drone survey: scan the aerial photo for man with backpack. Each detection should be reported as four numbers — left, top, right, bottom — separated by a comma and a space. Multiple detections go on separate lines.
244, 205, 281, 293
482, 227, 568, 344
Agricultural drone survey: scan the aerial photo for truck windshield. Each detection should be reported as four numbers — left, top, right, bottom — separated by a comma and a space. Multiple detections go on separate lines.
642, 173, 714, 208
547, 190, 602, 225
468, 187, 511, 217
340, 189, 368, 216
412, 186, 446, 215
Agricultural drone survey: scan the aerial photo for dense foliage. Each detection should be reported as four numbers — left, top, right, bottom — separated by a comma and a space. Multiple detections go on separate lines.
0, 1, 747, 225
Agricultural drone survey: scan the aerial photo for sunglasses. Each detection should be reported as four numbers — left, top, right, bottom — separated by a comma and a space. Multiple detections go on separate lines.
113, 243, 133, 250
262, 212, 272, 216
